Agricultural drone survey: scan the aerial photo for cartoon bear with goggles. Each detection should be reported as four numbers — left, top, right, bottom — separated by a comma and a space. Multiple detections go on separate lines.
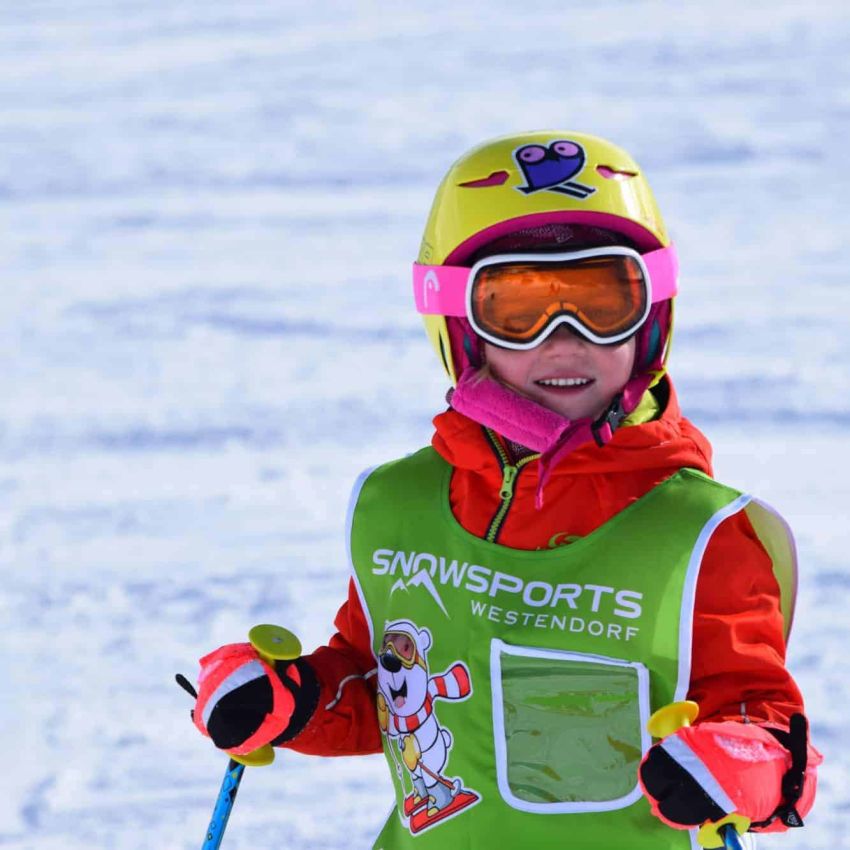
375, 619, 478, 831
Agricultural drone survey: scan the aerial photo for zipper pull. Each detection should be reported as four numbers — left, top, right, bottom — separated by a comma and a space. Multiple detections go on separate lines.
499, 464, 518, 500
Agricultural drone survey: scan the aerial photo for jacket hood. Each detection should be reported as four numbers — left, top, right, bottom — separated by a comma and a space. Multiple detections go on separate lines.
432, 377, 713, 479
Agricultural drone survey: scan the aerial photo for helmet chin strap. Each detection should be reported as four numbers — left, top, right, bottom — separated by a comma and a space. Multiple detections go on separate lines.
448, 366, 654, 508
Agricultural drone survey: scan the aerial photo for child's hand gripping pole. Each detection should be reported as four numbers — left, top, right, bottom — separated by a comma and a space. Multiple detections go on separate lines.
200, 625, 302, 850
646, 701, 749, 850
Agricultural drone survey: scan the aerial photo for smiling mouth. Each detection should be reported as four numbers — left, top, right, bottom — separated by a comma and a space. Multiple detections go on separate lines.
535, 377, 594, 390
389, 680, 408, 709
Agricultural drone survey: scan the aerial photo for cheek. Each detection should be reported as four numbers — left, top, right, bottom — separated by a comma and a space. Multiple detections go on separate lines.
604, 339, 637, 385
483, 343, 533, 385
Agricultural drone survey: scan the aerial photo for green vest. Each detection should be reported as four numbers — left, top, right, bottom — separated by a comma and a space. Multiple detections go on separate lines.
348, 448, 796, 850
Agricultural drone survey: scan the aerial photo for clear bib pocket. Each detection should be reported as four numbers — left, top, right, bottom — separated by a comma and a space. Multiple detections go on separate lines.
490, 639, 651, 813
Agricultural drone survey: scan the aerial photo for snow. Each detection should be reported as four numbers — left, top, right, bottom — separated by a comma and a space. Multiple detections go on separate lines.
1, 2, 848, 848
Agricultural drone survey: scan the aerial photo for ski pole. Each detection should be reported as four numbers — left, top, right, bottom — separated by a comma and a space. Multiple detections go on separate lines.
194, 625, 302, 850
647, 702, 748, 850
201, 758, 248, 850
416, 758, 462, 794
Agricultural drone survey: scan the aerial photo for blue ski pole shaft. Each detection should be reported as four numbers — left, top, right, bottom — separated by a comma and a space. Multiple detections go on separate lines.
720, 823, 744, 850
202, 758, 246, 850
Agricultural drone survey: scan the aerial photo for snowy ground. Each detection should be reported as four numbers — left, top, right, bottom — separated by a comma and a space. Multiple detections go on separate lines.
2, 2, 849, 848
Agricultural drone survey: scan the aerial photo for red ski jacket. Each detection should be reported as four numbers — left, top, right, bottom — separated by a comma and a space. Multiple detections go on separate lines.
285, 379, 804, 758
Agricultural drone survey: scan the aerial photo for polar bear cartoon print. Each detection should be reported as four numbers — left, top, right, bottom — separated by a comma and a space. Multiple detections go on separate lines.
375, 619, 479, 833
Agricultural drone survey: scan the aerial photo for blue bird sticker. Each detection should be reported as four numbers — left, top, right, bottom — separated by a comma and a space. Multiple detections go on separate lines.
513, 139, 596, 199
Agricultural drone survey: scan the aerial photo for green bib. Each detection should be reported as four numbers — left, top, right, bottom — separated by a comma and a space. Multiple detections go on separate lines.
348, 447, 795, 850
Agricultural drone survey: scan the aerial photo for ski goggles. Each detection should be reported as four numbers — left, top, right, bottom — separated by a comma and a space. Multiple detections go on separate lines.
413, 245, 678, 349
380, 631, 420, 669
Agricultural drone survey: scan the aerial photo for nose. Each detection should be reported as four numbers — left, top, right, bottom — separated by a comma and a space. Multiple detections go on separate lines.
380, 651, 402, 673
541, 323, 588, 349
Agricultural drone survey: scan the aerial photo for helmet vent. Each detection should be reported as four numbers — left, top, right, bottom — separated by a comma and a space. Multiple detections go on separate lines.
458, 171, 510, 188
597, 165, 638, 181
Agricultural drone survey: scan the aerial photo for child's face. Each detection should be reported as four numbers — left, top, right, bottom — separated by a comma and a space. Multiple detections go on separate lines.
483, 326, 636, 421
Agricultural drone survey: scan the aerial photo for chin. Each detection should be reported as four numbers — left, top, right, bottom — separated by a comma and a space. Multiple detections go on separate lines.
543, 399, 598, 420
559, 407, 594, 420
525, 387, 602, 421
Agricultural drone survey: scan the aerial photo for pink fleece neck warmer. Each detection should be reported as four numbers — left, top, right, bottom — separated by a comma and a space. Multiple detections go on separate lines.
448, 366, 652, 508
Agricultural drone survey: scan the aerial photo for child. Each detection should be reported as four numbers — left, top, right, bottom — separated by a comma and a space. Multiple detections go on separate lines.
188, 132, 821, 849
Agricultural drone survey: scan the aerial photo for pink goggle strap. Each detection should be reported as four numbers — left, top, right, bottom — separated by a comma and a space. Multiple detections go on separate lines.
412, 243, 679, 317
643, 244, 679, 302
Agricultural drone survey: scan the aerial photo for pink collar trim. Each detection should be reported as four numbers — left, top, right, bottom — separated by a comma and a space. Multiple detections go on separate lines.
448, 367, 653, 508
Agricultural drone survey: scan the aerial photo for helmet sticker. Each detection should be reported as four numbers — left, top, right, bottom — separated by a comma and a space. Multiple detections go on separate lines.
596, 164, 638, 181
457, 170, 510, 188
513, 139, 597, 199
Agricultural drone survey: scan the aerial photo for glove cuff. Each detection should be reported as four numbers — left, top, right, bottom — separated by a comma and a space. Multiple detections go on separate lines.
271, 658, 320, 745
749, 713, 809, 830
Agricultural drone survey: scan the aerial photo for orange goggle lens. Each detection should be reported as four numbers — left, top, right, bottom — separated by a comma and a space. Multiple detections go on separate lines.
380, 632, 417, 668
470, 253, 648, 347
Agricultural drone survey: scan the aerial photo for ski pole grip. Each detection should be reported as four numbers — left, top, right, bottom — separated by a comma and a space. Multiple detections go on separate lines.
228, 625, 303, 768
646, 700, 699, 738
646, 701, 750, 849
700, 815, 750, 850
248, 624, 302, 664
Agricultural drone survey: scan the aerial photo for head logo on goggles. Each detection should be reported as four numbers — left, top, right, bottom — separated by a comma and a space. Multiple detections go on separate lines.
413, 245, 679, 350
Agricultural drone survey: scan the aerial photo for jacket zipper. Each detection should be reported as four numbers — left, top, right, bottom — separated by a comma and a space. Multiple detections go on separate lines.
483, 428, 538, 543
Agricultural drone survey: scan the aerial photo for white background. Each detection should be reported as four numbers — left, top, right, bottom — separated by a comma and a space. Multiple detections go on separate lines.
1, 2, 848, 848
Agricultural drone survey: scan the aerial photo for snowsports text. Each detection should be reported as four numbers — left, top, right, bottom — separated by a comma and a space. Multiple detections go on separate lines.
371, 547, 643, 641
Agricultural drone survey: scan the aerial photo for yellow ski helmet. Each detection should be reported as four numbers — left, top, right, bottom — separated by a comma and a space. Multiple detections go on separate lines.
416, 131, 673, 383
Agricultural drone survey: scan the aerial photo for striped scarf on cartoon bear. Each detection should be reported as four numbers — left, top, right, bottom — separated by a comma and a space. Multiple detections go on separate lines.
389, 663, 471, 734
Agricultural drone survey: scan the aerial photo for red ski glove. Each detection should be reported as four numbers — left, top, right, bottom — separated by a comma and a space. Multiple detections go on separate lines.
191, 642, 319, 756
639, 715, 821, 846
